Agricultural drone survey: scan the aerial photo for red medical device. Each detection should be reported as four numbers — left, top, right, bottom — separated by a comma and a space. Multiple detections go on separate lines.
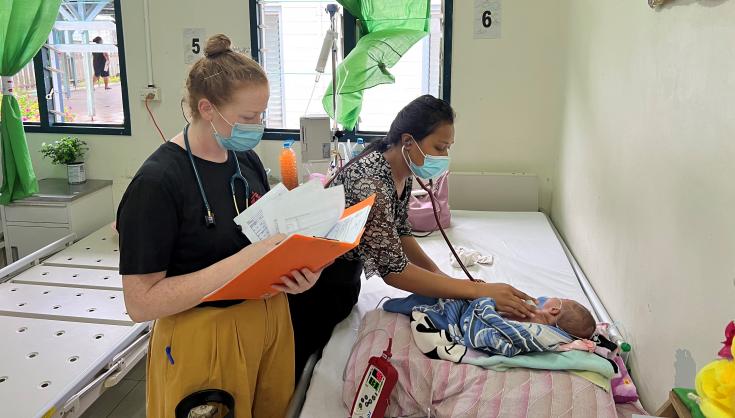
349, 338, 398, 418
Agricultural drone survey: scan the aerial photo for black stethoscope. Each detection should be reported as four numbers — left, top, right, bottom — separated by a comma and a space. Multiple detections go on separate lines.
184, 124, 249, 228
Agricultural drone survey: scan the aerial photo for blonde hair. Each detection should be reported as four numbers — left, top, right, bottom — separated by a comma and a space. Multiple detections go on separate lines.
185, 34, 268, 119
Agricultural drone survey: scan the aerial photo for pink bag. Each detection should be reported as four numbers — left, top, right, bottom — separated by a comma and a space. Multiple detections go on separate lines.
408, 172, 450, 232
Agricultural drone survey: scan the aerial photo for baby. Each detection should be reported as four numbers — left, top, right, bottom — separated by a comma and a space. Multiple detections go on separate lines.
384, 293, 597, 359
518, 296, 597, 340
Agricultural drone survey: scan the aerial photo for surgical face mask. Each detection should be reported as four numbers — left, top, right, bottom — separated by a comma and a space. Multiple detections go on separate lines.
402, 138, 450, 180
211, 107, 264, 152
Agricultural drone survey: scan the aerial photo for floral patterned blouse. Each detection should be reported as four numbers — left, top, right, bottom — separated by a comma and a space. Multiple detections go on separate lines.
331, 151, 413, 278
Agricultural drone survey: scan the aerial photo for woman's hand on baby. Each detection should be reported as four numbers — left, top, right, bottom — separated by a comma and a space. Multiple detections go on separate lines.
272, 266, 327, 295
478, 283, 537, 319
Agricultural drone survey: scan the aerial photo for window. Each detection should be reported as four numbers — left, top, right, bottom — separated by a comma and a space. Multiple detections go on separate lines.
256, 2, 342, 130
250, 0, 452, 137
22, 0, 131, 135
10, 62, 41, 124
359, 2, 444, 132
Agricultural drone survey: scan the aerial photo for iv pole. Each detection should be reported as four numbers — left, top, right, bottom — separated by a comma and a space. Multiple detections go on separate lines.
316, 4, 341, 174
327, 4, 339, 139
326, 4, 343, 174
314, 4, 342, 175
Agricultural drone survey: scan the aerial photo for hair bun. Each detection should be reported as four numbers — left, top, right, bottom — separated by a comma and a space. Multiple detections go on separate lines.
204, 34, 232, 58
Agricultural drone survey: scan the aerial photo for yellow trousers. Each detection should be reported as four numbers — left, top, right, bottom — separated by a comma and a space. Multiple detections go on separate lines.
146, 293, 294, 418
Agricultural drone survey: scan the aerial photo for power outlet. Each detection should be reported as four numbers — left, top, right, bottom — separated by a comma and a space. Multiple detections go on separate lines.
140, 86, 161, 101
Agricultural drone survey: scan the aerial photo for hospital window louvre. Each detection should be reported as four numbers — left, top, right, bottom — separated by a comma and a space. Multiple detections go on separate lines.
250, 0, 452, 138
20, 0, 132, 136
254, 0, 344, 132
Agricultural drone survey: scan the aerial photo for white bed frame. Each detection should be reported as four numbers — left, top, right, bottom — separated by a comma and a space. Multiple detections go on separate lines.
0, 229, 149, 418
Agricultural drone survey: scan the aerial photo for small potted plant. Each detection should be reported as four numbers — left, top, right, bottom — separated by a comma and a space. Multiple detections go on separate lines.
40, 136, 89, 184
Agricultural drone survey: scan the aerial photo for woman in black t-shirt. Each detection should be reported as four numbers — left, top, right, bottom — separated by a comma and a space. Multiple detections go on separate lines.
116, 34, 323, 418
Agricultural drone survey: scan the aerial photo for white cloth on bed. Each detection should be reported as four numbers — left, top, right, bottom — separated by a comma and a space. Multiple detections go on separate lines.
450, 246, 493, 268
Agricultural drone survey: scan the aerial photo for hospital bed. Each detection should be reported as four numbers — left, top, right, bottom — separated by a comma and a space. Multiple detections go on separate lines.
0, 227, 149, 418
290, 210, 631, 418
0, 211, 630, 417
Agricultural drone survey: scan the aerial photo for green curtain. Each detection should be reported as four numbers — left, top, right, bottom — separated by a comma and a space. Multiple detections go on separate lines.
0, 0, 62, 204
323, 0, 430, 130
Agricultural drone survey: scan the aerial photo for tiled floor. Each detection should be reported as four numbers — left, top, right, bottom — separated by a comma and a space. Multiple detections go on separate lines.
66, 83, 125, 124
80, 359, 146, 418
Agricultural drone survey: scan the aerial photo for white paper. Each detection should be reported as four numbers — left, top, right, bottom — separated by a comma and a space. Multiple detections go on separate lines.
474, 0, 501, 39
234, 180, 348, 242
183, 28, 206, 64
234, 183, 289, 242
325, 205, 371, 243
274, 184, 345, 238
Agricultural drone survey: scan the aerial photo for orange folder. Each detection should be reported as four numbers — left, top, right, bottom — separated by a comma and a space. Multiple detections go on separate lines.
202, 194, 376, 302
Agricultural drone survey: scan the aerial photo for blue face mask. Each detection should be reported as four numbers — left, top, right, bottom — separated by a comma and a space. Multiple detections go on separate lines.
402, 138, 450, 180
211, 108, 264, 152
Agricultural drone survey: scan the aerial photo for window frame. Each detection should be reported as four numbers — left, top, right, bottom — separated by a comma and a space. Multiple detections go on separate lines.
23, 0, 132, 136
248, 0, 453, 142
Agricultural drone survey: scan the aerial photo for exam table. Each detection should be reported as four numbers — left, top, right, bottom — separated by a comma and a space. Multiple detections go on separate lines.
0, 227, 149, 418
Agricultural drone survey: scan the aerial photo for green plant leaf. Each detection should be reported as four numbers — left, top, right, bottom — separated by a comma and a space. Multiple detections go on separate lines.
39, 136, 88, 165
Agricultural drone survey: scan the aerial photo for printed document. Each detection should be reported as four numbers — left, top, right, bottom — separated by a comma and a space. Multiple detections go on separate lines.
234, 180, 352, 242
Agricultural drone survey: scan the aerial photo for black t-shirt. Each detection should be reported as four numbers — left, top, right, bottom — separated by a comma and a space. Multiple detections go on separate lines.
93, 52, 105, 67
116, 141, 270, 306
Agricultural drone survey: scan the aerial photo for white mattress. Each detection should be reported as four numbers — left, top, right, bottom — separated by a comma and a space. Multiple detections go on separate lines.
0, 283, 132, 326
0, 226, 148, 418
44, 227, 120, 270
0, 316, 136, 418
299, 211, 593, 418
11, 265, 122, 290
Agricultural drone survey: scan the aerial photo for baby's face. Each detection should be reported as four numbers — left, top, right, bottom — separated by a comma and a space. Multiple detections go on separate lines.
514, 296, 597, 339
518, 297, 570, 325
535, 297, 562, 325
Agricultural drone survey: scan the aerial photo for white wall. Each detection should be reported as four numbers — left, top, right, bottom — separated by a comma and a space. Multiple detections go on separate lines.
26, 1, 564, 213
26, 0, 254, 206
553, 0, 735, 410
449, 0, 564, 212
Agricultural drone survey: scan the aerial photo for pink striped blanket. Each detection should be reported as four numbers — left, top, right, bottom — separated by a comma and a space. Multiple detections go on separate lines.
343, 310, 644, 417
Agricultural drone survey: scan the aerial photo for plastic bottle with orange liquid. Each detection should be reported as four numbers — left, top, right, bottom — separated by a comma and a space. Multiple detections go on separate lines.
279, 140, 299, 190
